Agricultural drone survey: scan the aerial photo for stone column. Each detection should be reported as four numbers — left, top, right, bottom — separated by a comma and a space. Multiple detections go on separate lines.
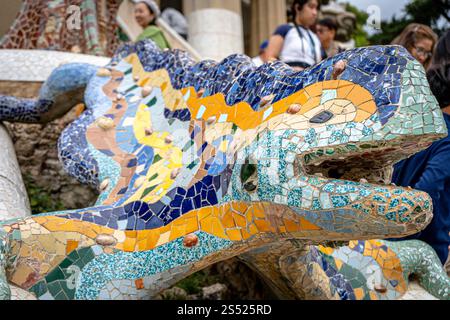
250, 0, 287, 57
183, 0, 244, 61
0, 124, 31, 220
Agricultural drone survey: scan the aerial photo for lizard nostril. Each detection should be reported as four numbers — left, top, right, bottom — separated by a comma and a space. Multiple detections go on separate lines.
374, 284, 387, 293
244, 181, 257, 192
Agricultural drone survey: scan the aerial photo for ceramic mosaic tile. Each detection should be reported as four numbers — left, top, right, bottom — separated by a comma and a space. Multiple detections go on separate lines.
0, 40, 448, 300
0, 0, 121, 56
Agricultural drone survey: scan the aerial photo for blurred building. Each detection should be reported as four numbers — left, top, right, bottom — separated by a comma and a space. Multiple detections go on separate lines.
0, 0, 354, 61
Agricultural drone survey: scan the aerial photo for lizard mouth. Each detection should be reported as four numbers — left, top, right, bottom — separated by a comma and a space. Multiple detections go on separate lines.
300, 136, 437, 185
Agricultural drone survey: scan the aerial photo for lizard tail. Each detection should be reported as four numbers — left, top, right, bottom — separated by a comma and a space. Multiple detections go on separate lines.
384, 240, 450, 300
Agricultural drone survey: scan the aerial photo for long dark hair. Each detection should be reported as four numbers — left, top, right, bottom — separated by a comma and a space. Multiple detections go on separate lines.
427, 30, 450, 109
144, 3, 157, 25
289, 0, 321, 21
391, 23, 438, 70
430, 30, 450, 67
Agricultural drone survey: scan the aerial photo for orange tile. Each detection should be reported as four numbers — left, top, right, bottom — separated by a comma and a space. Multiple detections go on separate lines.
300, 97, 322, 114
125, 231, 138, 239
284, 219, 299, 232
299, 218, 321, 230
200, 217, 215, 234
226, 229, 242, 241
211, 220, 227, 239
241, 229, 251, 240
322, 80, 340, 90
252, 205, 266, 219
231, 202, 248, 214
358, 100, 377, 113
348, 86, 373, 106
122, 238, 137, 252
248, 224, 258, 236
185, 218, 199, 234
135, 279, 144, 290
337, 84, 355, 98
254, 219, 272, 232
232, 214, 247, 228
354, 110, 374, 122
198, 207, 213, 220
169, 225, 186, 241
369, 292, 379, 300
66, 240, 79, 255
138, 239, 148, 251
304, 82, 323, 98
221, 213, 235, 229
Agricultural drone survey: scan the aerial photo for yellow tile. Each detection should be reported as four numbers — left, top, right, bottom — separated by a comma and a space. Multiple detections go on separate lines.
138, 239, 148, 251
354, 288, 364, 300
122, 238, 137, 252
185, 218, 199, 234
335, 259, 343, 270
169, 225, 186, 241
369, 292, 379, 300
200, 217, 214, 234
156, 231, 170, 247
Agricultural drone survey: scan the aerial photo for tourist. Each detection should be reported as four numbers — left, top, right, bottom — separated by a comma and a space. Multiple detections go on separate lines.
133, 0, 171, 50
252, 40, 269, 67
161, 7, 188, 40
316, 18, 344, 59
390, 30, 450, 266
391, 23, 438, 70
266, 0, 323, 71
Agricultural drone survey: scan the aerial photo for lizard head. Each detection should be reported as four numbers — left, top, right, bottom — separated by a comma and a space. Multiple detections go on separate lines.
225, 45, 446, 241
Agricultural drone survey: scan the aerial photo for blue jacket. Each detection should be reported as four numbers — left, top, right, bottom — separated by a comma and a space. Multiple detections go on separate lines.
391, 113, 450, 265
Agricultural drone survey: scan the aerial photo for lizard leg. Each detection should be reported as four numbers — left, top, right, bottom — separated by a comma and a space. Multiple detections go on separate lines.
383, 240, 450, 300
0, 63, 97, 124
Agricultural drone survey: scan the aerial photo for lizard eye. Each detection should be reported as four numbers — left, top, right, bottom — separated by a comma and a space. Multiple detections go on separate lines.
310, 110, 334, 124
240, 159, 258, 193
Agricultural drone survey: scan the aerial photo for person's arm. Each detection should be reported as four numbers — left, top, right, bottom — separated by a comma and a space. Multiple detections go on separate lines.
266, 24, 291, 62
266, 35, 284, 62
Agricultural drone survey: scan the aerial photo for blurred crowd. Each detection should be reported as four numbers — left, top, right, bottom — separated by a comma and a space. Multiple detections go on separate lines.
133, 0, 450, 268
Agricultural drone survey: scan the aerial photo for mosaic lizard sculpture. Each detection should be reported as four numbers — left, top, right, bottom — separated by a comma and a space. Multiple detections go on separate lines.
0, 40, 449, 300
0, 0, 121, 56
